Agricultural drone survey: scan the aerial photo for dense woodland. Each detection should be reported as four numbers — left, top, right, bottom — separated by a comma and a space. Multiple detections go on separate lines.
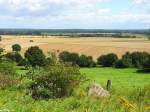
0, 29, 149, 37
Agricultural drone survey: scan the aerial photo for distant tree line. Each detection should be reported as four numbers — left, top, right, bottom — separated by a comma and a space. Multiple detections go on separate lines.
2, 43, 150, 71
0, 29, 149, 36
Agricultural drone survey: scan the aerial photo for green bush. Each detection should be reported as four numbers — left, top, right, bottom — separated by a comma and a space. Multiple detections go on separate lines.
25, 46, 47, 67
12, 44, 21, 52
0, 60, 17, 89
28, 64, 86, 100
18, 58, 30, 67
59, 51, 79, 64
131, 52, 149, 68
59, 51, 95, 67
114, 59, 127, 68
78, 55, 96, 67
97, 53, 118, 67
115, 52, 133, 68
5, 52, 23, 63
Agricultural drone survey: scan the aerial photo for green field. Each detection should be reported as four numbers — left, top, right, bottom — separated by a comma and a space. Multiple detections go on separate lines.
0, 68, 150, 112
81, 68, 150, 91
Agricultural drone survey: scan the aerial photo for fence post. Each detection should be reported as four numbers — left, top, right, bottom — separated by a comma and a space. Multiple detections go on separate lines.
106, 80, 112, 90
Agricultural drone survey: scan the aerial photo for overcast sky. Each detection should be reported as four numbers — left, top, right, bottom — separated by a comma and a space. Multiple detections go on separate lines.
0, 0, 150, 29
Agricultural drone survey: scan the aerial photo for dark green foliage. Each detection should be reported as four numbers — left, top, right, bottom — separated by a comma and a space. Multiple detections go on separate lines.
114, 60, 127, 68
114, 52, 150, 69
25, 46, 47, 67
115, 52, 133, 68
5, 52, 23, 63
59, 51, 95, 67
78, 55, 96, 67
28, 64, 86, 99
97, 53, 118, 67
12, 44, 21, 52
59, 52, 80, 65
18, 58, 29, 67
121, 52, 133, 67
131, 52, 149, 68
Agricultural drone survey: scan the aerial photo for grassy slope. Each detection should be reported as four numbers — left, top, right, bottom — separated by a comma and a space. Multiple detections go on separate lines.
0, 68, 150, 112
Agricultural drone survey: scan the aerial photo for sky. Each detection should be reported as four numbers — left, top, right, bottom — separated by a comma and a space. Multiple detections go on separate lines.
0, 0, 150, 29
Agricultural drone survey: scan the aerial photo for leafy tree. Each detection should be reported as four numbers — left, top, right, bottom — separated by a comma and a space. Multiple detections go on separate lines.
5, 52, 23, 63
131, 52, 149, 68
28, 64, 86, 99
78, 55, 96, 67
59, 51, 71, 63
25, 46, 46, 67
12, 44, 21, 52
59, 51, 80, 65
121, 52, 133, 67
18, 58, 29, 67
97, 53, 118, 67
59, 51, 95, 67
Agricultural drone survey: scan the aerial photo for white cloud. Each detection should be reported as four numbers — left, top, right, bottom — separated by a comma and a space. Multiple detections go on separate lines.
0, 0, 150, 28
133, 0, 150, 13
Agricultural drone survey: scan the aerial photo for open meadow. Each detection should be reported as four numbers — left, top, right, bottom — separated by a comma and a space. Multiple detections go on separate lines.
1, 35, 150, 59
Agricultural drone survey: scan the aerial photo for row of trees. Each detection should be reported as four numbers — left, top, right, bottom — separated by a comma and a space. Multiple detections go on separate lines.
4, 44, 96, 68
59, 51, 96, 67
97, 52, 150, 70
4, 44, 150, 70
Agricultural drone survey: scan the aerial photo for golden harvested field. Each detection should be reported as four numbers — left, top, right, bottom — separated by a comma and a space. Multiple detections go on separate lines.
0, 35, 150, 59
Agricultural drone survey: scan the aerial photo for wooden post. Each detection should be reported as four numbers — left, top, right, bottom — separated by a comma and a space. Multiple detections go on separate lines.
106, 80, 112, 90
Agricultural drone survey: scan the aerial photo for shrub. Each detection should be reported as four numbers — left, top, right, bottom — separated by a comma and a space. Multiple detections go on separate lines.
0, 60, 16, 76
115, 52, 133, 68
0, 60, 19, 89
0, 73, 19, 89
18, 58, 29, 67
30, 40, 34, 42
25, 46, 47, 67
59, 51, 79, 64
131, 52, 149, 68
5, 52, 23, 63
12, 44, 21, 52
97, 53, 118, 67
115, 60, 127, 68
121, 52, 133, 67
78, 55, 96, 67
59, 51, 95, 67
28, 64, 86, 100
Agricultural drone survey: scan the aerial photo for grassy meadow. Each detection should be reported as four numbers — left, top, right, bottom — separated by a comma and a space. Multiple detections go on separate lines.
0, 67, 149, 112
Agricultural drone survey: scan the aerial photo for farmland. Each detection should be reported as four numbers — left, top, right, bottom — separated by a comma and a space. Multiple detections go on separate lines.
1, 35, 150, 59
0, 35, 150, 112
